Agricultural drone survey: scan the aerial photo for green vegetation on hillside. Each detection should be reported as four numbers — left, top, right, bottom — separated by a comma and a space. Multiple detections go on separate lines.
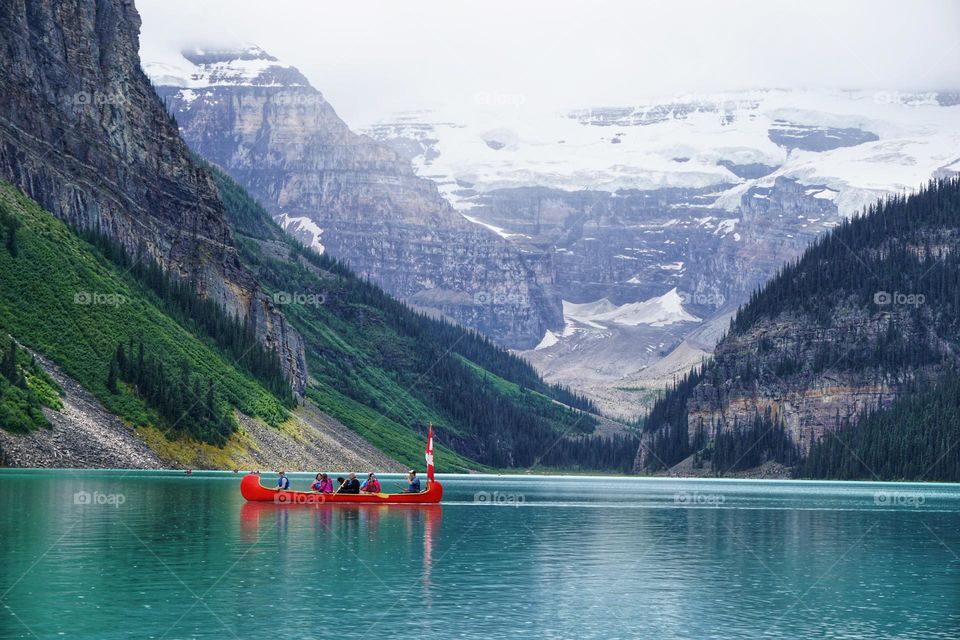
108, 339, 237, 446
732, 180, 960, 341
642, 178, 960, 479
0, 337, 62, 432
212, 168, 635, 471
709, 410, 799, 472
79, 228, 293, 404
0, 168, 632, 471
801, 370, 960, 481
305, 383, 477, 472
641, 366, 704, 470
0, 181, 286, 444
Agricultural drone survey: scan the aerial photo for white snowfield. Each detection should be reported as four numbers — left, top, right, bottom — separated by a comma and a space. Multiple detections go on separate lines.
379, 88, 959, 409
365, 89, 960, 218
564, 288, 700, 329
536, 289, 700, 350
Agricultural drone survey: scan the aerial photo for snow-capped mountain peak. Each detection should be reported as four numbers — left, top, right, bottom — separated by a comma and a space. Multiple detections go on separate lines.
143, 43, 309, 89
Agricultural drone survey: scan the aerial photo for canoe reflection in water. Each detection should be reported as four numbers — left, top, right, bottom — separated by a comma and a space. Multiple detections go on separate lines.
239, 501, 442, 609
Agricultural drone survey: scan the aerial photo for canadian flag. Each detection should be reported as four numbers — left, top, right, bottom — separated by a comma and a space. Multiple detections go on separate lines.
425, 423, 435, 482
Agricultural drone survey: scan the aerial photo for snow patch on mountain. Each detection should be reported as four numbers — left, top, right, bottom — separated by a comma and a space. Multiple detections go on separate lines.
534, 330, 560, 351
275, 213, 325, 254
461, 213, 529, 239
564, 289, 700, 329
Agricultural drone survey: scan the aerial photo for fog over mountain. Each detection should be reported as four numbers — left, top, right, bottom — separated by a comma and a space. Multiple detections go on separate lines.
138, 0, 960, 127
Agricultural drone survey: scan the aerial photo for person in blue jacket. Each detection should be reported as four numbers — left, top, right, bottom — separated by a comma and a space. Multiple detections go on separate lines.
277, 471, 290, 490
402, 470, 421, 493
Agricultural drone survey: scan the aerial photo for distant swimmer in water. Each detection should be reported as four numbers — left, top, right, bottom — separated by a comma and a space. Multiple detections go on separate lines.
277, 471, 290, 490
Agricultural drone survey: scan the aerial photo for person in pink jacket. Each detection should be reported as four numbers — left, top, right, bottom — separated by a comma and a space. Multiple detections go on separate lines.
311, 472, 334, 493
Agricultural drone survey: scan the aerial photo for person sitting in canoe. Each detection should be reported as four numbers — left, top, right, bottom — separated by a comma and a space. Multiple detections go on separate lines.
319, 473, 333, 493
338, 472, 361, 494
311, 473, 333, 493
401, 470, 421, 493
361, 473, 381, 493
277, 471, 290, 490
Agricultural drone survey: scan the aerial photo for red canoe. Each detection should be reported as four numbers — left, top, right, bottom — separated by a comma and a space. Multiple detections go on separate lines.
240, 473, 443, 504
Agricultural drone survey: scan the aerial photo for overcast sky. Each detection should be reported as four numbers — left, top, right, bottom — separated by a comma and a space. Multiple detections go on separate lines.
137, 0, 960, 127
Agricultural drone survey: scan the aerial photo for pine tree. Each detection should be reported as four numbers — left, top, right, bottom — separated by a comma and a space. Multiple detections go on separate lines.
2, 215, 19, 257
107, 355, 119, 394
1, 339, 18, 384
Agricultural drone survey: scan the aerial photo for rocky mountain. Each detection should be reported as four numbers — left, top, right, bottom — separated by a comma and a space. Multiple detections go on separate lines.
144, 46, 561, 348
0, 0, 306, 391
637, 178, 960, 478
366, 91, 960, 416
0, 0, 630, 473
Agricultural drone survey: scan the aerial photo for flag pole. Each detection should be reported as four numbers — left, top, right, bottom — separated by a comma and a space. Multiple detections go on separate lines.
425, 423, 435, 485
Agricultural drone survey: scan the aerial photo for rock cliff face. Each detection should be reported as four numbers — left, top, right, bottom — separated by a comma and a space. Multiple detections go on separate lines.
634, 315, 907, 471
146, 47, 561, 348
499, 177, 844, 414
0, 1, 306, 391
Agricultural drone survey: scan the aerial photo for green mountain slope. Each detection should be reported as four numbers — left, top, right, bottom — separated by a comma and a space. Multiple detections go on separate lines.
639, 178, 960, 480
213, 168, 640, 471
0, 181, 287, 445
0, 335, 62, 432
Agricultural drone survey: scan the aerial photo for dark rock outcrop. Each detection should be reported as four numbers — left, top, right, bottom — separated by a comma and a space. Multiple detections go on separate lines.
767, 120, 879, 152
0, 0, 306, 391
464, 177, 841, 317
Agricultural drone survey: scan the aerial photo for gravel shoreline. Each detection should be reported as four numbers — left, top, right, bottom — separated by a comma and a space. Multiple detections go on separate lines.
0, 352, 165, 469
0, 351, 400, 472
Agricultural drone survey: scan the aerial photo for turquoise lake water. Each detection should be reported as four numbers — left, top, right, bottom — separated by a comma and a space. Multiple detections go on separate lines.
1, 471, 958, 639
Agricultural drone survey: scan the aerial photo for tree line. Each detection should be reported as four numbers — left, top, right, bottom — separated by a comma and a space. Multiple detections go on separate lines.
801, 370, 960, 481
0, 201, 20, 257
0, 204, 60, 433
107, 338, 235, 446
0, 338, 58, 433
538, 432, 642, 473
